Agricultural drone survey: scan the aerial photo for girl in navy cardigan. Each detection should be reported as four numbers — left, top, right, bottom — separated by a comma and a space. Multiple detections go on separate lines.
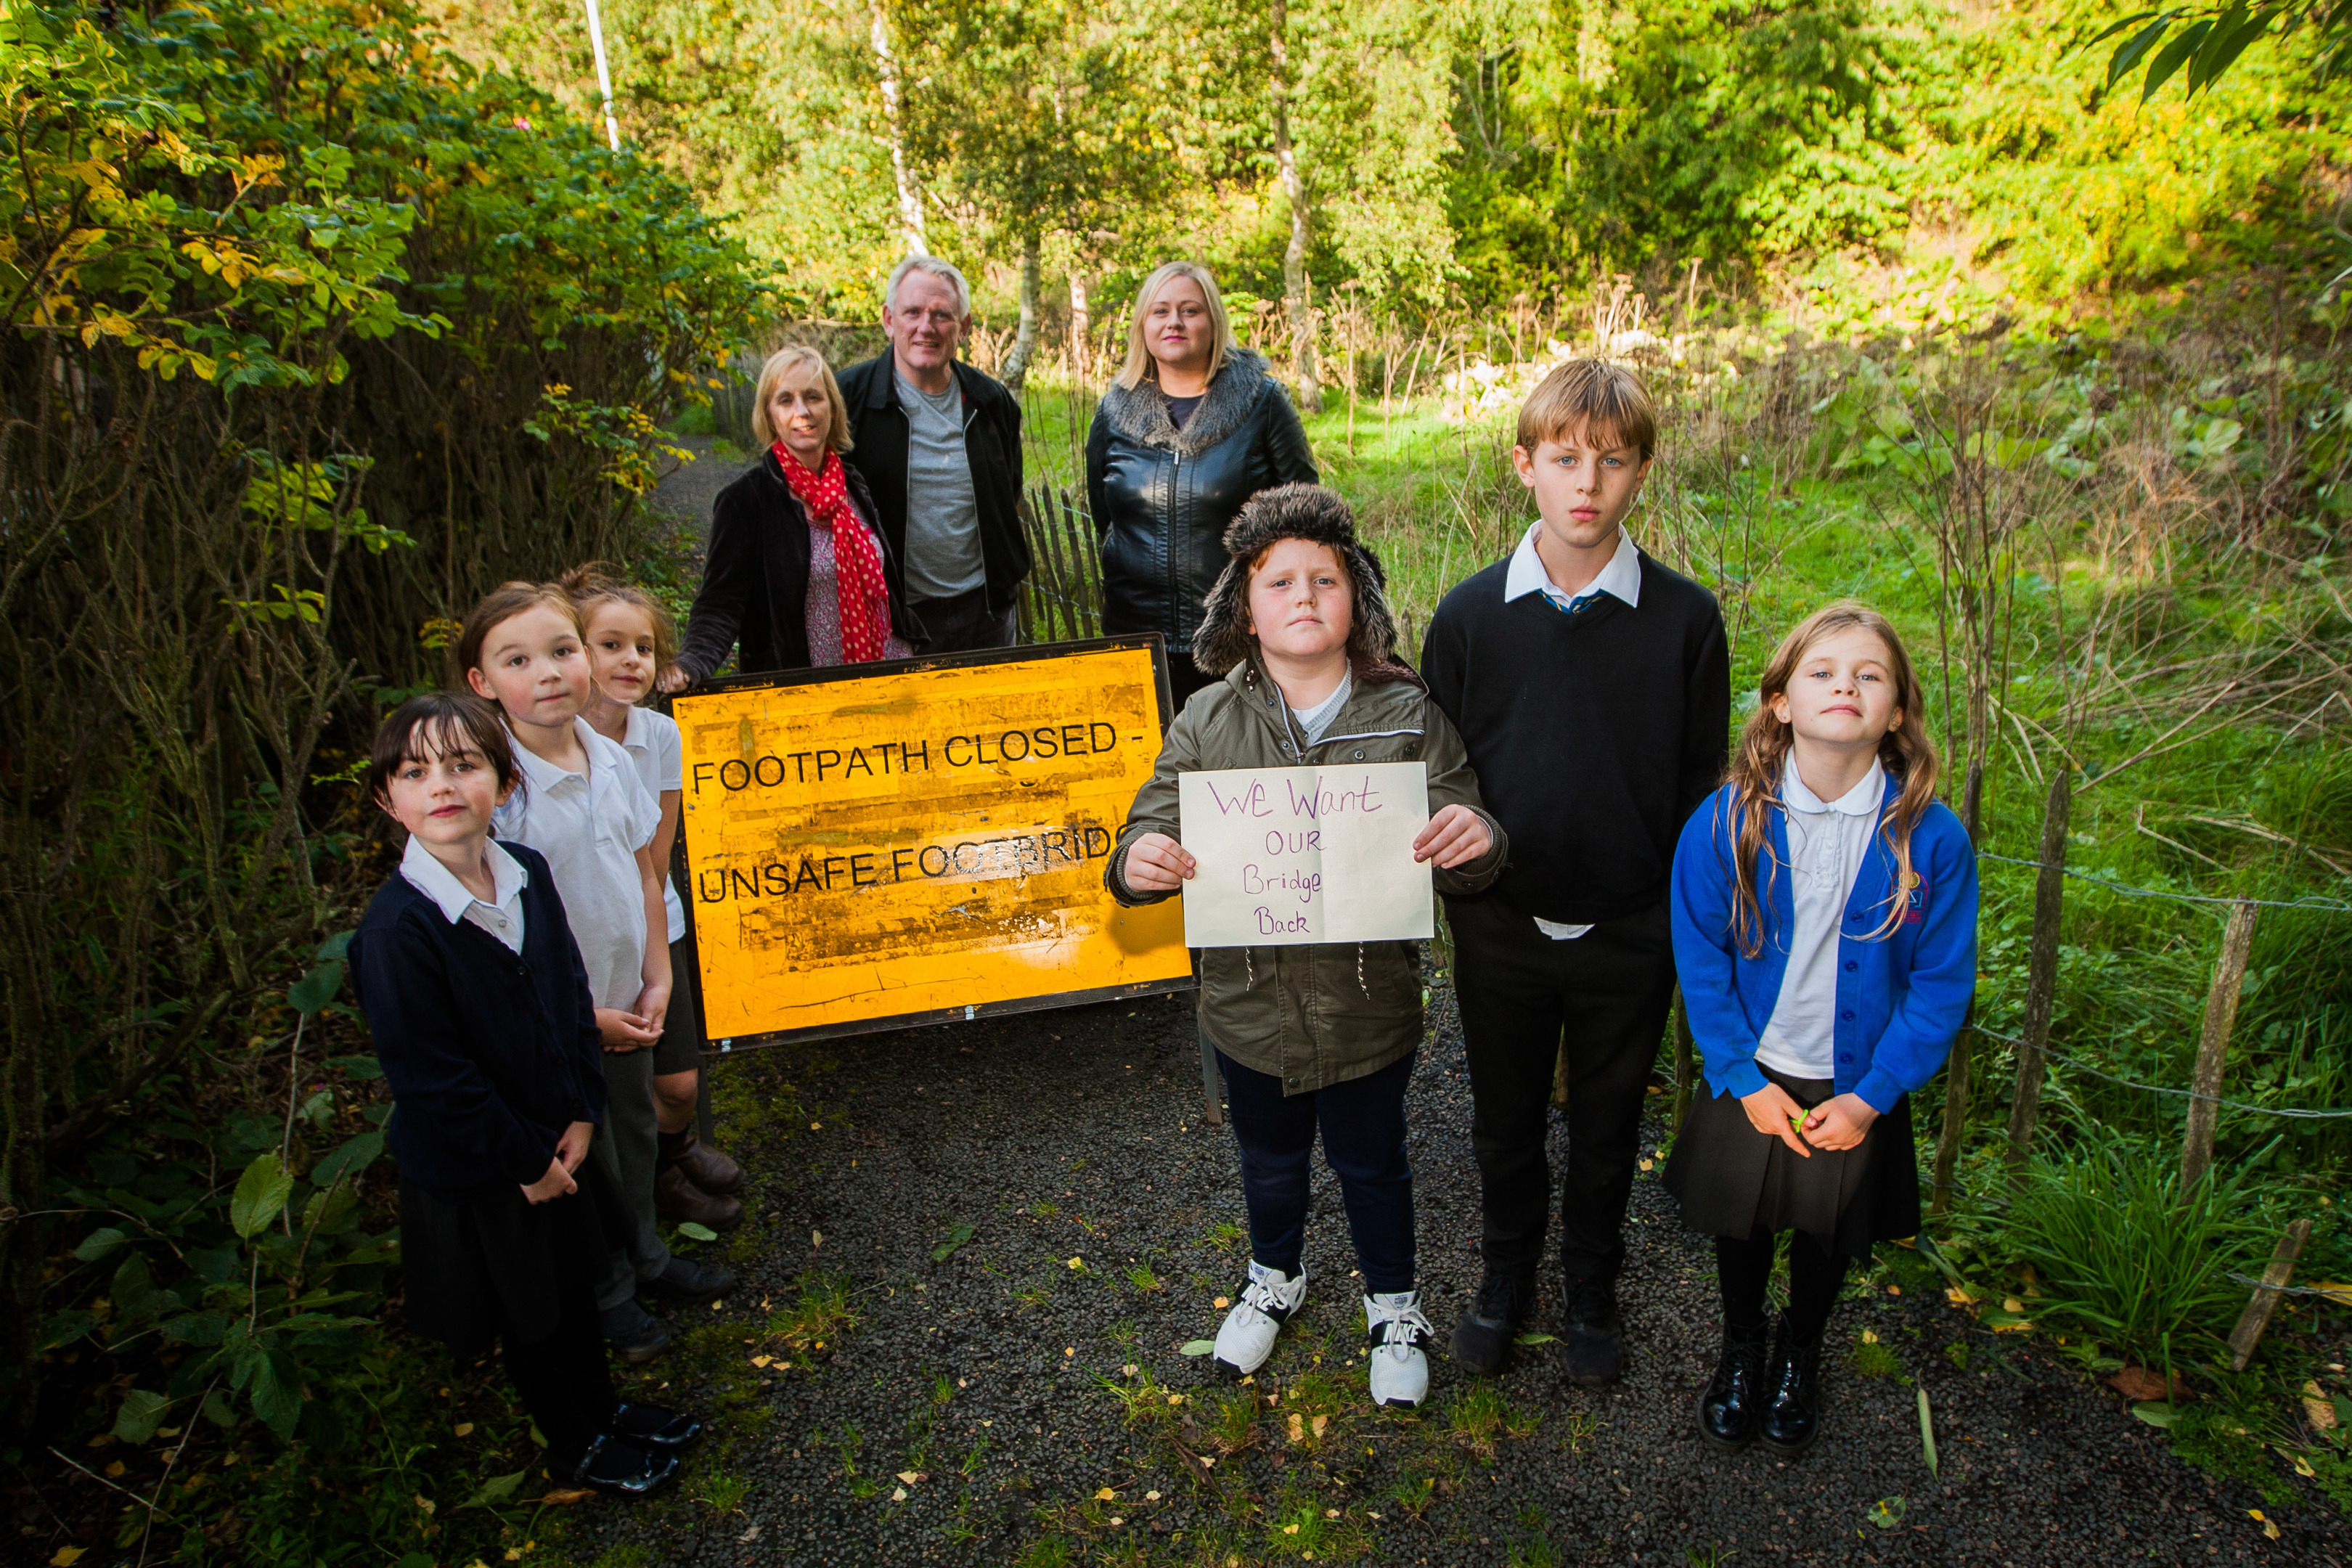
351, 694, 700, 1498
1665, 604, 1977, 1455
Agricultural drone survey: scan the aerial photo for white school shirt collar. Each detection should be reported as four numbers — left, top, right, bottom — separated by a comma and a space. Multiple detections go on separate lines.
399, 834, 528, 948
507, 716, 605, 795
619, 703, 653, 753
1781, 757, 1887, 817
1502, 523, 1642, 612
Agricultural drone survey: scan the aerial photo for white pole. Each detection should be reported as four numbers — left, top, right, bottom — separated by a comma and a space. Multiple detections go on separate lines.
582, 0, 621, 151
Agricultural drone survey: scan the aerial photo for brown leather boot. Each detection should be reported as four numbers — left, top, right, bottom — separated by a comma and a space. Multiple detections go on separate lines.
668, 1131, 744, 1196
655, 1165, 743, 1229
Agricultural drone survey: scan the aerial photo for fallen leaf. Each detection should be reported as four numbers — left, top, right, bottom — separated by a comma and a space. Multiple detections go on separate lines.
1095, 1487, 1116, 1500
1109, 1516, 1124, 1527
891, 1486, 907, 1502
2303, 1382, 2337, 1432
1283, 1523, 1300, 1535
1638, 1158, 1654, 1172
1063, 1347, 1076, 1357
1122, 1364, 1138, 1376
1167, 1394, 1185, 1405
1287, 1413, 1304, 1444
1067, 1257, 1084, 1269
1179, 1340, 1214, 1356
454, 1423, 475, 1437
50, 1549, 85, 1567
751, 1355, 773, 1368
1146, 1490, 1161, 1501
899, 1471, 922, 1485
1312, 1415, 1328, 1438
1887, 1285, 1902, 1296
811, 1230, 822, 1247
2284, 1449, 2316, 1478
1513, 1332, 1557, 1346
1197, 1455, 1215, 1469
1213, 1297, 1230, 1310
2108, 1367, 2193, 1402
1945, 1285, 1978, 1307
1326, 1507, 1340, 1519
534, 1487, 593, 1506
2004, 1297, 2025, 1313
1861, 1329, 1879, 1344
710, 1299, 725, 1311
2263, 1519, 2281, 1540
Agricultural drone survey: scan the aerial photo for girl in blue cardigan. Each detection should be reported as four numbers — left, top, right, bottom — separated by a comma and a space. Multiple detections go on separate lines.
1665, 604, 1977, 1456
351, 694, 701, 1498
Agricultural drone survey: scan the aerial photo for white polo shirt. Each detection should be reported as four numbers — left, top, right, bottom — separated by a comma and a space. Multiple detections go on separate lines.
1501, 523, 1643, 942
617, 706, 687, 945
399, 835, 528, 955
492, 718, 658, 1010
1754, 759, 1887, 1081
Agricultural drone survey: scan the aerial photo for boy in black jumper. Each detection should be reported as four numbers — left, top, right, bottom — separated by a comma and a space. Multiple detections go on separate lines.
1421, 359, 1730, 1387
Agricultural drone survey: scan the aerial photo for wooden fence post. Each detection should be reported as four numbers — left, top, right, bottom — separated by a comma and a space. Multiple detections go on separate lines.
2226, 1217, 2312, 1371
1930, 1011, 1970, 1218
2181, 899, 2261, 1191
2006, 769, 2073, 1175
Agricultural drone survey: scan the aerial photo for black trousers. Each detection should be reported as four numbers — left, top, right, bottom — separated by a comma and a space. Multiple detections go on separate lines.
1449, 896, 1677, 1282
1219, 1048, 1416, 1294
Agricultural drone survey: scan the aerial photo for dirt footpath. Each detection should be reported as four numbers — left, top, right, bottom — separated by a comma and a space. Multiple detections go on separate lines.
565, 988, 2348, 1566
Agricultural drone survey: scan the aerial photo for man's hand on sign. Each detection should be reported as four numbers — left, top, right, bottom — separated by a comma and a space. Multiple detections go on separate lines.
1412, 804, 1494, 870
1122, 831, 1196, 892
655, 664, 692, 695
597, 1006, 660, 1051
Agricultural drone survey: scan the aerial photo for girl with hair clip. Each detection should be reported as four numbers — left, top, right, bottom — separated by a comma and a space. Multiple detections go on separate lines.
1665, 603, 1977, 1455
565, 565, 747, 1233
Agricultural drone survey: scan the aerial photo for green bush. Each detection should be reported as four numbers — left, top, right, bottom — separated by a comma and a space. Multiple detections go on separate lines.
2002, 1139, 2276, 1362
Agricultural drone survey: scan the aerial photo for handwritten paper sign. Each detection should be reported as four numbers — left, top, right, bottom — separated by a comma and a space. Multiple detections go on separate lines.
1176, 762, 1432, 947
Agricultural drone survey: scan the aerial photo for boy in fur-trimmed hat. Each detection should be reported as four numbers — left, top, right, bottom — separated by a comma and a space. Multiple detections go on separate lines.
1108, 483, 1508, 1408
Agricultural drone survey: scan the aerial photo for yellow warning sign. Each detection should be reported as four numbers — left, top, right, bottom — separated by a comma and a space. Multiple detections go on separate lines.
674, 637, 1193, 1044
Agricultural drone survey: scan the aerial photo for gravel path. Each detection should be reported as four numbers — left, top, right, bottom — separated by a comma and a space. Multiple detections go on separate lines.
650, 433, 747, 543
568, 987, 2351, 1566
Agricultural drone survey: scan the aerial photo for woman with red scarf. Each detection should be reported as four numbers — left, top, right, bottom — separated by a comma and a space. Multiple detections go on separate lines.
667, 348, 921, 687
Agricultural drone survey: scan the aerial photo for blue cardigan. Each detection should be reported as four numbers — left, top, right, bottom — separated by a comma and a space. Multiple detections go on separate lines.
350, 841, 608, 1199
1669, 776, 1977, 1114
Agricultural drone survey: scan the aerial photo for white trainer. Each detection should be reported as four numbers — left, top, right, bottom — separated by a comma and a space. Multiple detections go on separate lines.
1365, 1291, 1434, 1408
1211, 1261, 1306, 1379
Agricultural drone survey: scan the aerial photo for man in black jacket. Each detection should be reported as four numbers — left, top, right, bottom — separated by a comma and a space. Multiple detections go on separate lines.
836, 257, 1030, 651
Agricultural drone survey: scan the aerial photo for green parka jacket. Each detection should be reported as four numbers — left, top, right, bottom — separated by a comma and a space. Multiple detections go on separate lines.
1106, 655, 1508, 1095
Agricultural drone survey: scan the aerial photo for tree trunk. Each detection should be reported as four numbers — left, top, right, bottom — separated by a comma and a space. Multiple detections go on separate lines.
868, 0, 927, 256
1269, 0, 1322, 412
2004, 767, 2072, 1175
1069, 272, 1091, 387
1002, 232, 1042, 391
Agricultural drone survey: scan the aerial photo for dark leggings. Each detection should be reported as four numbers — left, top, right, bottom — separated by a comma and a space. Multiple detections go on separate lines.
502, 1281, 620, 1463
1218, 1048, 1416, 1295
1715, 1229, 1849, 1344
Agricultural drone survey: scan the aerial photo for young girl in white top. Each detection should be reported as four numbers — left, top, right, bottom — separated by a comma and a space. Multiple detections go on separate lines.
1666, 603, 1977, 1455
565, 565, 748, 1232
458, 581, 732, 1363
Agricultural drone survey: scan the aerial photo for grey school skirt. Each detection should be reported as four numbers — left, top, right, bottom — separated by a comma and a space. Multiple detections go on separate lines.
1663, 1063, 1919, 1262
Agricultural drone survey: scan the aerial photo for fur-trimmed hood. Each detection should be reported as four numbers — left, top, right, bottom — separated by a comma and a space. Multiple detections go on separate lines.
1192, 483, 1416, 683
1097, 347, 1283, 457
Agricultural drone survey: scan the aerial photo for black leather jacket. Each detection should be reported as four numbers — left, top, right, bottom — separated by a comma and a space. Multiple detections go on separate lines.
1085, 349, 1318, 656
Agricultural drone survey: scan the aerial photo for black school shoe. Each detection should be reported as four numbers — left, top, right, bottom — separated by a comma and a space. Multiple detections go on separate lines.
1696, 1323, 1769, 1452
1448, 1271, 1534, 1375
1559, 1272, 1625, 1387
600, 1300, 673, 1363
640, 1254, 733, 1302
1757, 1318, 1826, 1455
567, 1433, 680, 1498
611, 1402, 703, 1450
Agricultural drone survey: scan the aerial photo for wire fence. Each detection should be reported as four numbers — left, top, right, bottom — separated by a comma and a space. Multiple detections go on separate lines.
1967, 1020, 2352, 1120
1975, 851, 2352, 914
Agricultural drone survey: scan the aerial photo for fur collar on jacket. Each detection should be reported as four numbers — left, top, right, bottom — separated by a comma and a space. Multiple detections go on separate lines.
1097, 347, 1281, 457
1192, 482, 1415, 682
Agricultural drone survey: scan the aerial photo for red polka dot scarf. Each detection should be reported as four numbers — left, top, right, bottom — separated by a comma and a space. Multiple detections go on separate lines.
776, 444, 891, 663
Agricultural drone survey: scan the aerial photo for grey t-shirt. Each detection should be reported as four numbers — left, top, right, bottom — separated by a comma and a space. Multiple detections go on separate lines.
894, 370, 987, 602
1289, 671, 1352, 746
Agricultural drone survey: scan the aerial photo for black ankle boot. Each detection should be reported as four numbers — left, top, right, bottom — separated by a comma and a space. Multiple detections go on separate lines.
1757, 1318, 1826, 1455
1697, 1323, 1768, 1452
